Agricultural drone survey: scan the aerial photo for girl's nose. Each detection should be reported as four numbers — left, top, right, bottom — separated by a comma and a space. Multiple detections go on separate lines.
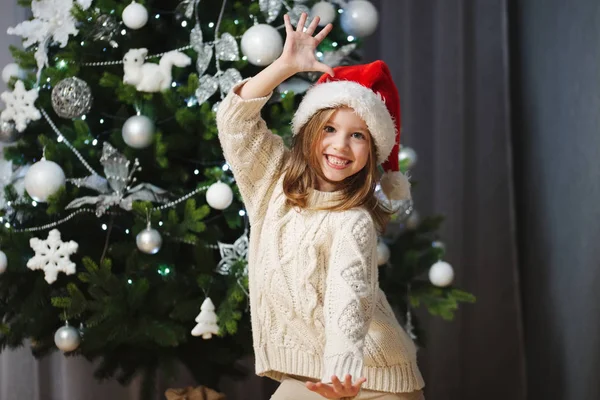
332, 133, 349, 151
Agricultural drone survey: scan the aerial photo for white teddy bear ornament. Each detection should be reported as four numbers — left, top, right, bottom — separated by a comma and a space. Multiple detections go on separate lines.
123, 48, 191, 92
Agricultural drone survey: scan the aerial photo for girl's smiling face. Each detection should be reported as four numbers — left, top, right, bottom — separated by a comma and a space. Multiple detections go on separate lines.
316, 107, 371, 192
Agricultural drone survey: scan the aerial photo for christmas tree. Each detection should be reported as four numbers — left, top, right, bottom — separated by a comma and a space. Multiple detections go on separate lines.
0, 0, 474, 396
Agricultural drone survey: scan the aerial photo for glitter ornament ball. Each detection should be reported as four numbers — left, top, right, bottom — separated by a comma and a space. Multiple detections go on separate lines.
399, 146, 418, 169
122, 115, 155, 149
51, 77, 93, 119
1, 63, 26, 84
311, 1, 337, 26
122, 1, 148, 30
377, 241, 390, 266
24, 159, 66, 202
206, 181, 233, 210
0, 120, 22, 143
428, 261, 455, 287
136, 227, 163, 254
241, 24, 283, 67
340, 0, 379, 38
0, 250, 7, 274
54, 323, 81, 352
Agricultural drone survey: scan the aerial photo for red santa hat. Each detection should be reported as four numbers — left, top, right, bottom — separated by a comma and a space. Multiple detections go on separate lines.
291, 60, 410, 200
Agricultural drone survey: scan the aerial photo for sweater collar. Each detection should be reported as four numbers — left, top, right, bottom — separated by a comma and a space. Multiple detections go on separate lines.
306, 188, 344, 209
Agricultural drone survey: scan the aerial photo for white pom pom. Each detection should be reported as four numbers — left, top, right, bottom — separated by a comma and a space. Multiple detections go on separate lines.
380, 171, 411, 201
428, 261, 454, 287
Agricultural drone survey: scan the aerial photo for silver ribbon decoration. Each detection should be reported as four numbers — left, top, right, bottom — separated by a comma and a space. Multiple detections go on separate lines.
65, 142, 169, 217
259, 0, 283, 23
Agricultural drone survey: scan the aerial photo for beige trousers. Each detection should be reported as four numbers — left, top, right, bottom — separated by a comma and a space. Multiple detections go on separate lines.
270, 376, 425, 400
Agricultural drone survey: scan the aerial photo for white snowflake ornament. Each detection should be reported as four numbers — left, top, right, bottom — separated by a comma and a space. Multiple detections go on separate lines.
7, 0, 92, 80
1, 80, 41, 132
27, 229, 78, 284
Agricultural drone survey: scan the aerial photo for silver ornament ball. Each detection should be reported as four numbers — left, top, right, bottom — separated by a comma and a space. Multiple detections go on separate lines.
311, 1, 337, 26
341, 0, 379, 38
51, 77, 93, 119
241, 24, 283, 66
0, 250, 7, 274
24, 159, 66, 202
54, 323, 81, 352
136, 227, 163, 254
376, 241, 390, 266
405, 210, 420, 230
122, 115, 155, 149
0, 120, 22, 143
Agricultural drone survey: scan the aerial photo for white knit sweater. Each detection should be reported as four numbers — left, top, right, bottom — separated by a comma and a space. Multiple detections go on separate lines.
216, 81, 425, 393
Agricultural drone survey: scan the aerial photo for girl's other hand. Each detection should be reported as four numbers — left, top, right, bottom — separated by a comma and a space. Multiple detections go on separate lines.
305, 374, 367, 399
280, 12, 335, 77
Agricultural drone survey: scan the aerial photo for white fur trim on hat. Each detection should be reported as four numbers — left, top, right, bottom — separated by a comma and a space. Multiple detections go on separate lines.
291, 81, 396, 165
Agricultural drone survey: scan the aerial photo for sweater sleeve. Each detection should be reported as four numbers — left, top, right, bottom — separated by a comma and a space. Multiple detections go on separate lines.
322, 211, 379, 383
216, 79, 287, 223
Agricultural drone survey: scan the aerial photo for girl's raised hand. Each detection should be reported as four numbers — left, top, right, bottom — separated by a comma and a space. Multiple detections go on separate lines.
280, 12, 335, 77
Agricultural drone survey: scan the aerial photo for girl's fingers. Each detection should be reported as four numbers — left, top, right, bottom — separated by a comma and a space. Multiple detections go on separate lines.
314, 23, 333, 44
352, 377, 368, 391
331, 375, 344, 392
284, 14, 294, 35
315, 62, 335, 78
343, 374, 353, 388
305, 15, 320, 36
296, 12, 308, 32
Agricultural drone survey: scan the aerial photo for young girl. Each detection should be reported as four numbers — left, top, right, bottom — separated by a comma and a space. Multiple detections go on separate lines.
216, 12, 425, 400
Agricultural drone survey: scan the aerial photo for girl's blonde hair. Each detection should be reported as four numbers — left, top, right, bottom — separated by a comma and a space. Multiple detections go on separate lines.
282, 107, 393, 231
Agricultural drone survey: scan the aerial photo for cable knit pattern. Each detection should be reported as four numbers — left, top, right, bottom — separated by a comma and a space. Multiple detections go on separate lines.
216, 80, 425, 394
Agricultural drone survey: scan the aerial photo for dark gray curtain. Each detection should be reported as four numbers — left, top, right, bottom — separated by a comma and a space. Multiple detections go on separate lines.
364, 1, 526, 399
512, 1, 600, 399
1, 1, 528, 399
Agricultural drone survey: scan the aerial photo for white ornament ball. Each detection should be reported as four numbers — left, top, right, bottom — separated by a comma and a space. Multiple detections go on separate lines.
54, 324, 81, 352
136, 227, 163, 254
428, 261, 454, 287
241, 24, 283, 67
122, 115, 155, 149
0, 250, 7, 274
2, 63, 26, 84
377, 241, 390, 266
341, 0, 379, 38
122, 1, 148, 30
24, 159, 66, 202
206, 181, 233, 210
311, 1, 337, 26
399, 146, 418, 169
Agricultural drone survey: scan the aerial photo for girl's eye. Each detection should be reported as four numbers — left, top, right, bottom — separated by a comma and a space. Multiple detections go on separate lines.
324, 126, 335, 133
352, 132, 366, 140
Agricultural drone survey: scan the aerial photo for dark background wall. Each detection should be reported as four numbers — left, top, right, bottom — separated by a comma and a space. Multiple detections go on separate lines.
511, 0, 600, 399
